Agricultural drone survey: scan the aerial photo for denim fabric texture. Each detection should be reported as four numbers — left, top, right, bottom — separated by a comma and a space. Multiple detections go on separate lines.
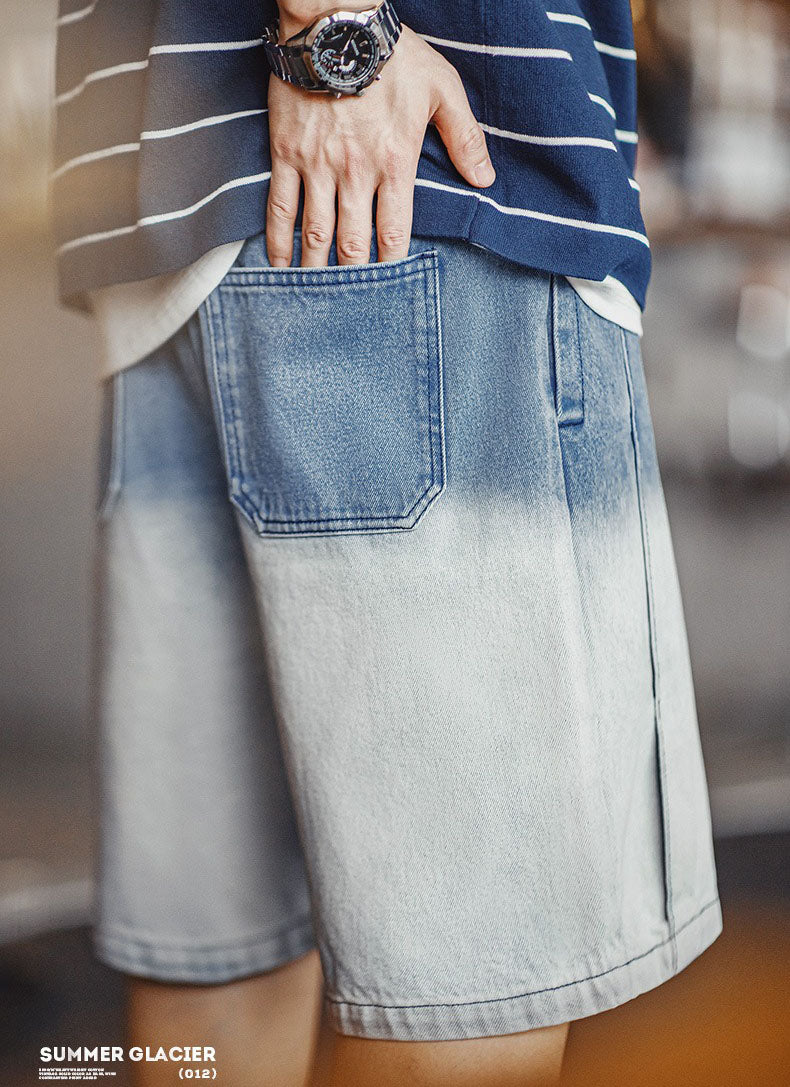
91, 233, 722, 1041
205, 251, 445, 534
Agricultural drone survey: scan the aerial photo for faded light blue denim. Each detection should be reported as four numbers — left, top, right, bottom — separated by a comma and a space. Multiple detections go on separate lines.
92, 232, 722, 1042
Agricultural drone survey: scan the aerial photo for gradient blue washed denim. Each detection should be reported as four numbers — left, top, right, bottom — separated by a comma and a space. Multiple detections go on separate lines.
92, 233, 721, 1041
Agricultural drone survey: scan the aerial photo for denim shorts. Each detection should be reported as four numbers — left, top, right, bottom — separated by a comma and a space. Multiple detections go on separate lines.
91, 233, 722, 1041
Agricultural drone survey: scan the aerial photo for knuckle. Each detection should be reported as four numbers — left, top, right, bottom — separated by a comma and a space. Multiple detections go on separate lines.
439, 66, 466, 100
447, 66, 466, 93
267, 195, 296, 222
377, 225, 408, 251
303, 223, 332, 249
339, 145, 369, 182
337, 233, 370, 262
271, 136, 299, 162
381, 148, 408, 181
458, 121, 486, 158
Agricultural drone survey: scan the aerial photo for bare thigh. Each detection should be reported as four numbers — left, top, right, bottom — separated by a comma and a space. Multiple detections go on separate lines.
314, 1020, 570, 1087
126, 951, 324, 1087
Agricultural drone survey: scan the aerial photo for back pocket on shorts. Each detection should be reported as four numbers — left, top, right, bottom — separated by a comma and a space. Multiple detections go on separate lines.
202, 250, 445, 536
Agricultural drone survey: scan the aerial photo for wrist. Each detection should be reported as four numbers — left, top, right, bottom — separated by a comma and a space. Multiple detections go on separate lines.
276, 2, 374, 41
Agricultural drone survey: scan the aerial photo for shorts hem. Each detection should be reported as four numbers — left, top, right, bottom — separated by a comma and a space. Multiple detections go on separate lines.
93, 917, 316, 984
326, 896, 722, 1041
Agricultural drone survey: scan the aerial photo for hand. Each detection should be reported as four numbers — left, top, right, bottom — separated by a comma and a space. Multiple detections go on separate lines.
265, 24, 495, 268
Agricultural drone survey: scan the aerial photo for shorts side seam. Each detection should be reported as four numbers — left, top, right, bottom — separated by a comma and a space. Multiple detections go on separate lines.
621, 325, 677, 969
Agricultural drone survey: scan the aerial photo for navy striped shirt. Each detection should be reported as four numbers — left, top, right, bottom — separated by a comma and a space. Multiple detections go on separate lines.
53, 1, 650, 310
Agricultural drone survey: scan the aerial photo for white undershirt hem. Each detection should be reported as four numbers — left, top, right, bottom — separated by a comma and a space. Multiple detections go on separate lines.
566, 273, 643, 336
89, 240, 244, 381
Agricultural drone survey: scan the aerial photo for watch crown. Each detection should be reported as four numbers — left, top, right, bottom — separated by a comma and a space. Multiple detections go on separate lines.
375, 74, 382, 81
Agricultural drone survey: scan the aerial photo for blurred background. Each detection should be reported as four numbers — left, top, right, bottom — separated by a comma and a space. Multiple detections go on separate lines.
1, 0, 788, 1084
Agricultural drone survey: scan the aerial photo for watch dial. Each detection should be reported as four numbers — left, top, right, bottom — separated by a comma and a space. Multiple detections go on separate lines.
311, 21, 380, 91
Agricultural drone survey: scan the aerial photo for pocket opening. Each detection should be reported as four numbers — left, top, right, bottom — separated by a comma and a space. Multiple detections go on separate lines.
549, 275, 585, 427
96, 371, 125, 521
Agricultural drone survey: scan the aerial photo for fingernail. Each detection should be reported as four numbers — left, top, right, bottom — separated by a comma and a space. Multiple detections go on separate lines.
474, 161, 496, 186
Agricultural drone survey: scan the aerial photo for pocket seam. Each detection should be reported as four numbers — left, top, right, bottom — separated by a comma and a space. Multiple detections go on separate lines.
223, 250, 436, 287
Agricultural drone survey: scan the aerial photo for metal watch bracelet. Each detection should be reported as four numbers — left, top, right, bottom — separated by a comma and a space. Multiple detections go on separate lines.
263, 2, 401, 95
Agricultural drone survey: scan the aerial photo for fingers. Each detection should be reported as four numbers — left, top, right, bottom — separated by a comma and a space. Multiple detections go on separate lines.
336, 179, 374, 266
266, 159, 301, 267
375, 170, 414, 262
432, 71, 495, 188
301, 174, 335, 267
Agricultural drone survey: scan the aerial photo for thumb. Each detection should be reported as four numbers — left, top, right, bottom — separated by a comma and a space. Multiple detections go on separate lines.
431, 74, 495, 188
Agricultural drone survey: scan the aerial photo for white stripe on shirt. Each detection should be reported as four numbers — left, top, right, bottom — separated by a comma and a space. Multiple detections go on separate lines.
58, 170, 648, 255
593, 41, 637, 60
149, 38, 265, 55
415, 177, 650, 245
54, 27, 636, 112
56, 2, 96, 27
57, 171, 272, 254
420, 34, 572, 60
546, 12, 637, 60
588, 92, 617, 119
586, 96, 638, 145
56, 39, 265, 106
52, 110, 269, 180
546, 12, 592, 29
480, 123, 617, 151
54, 108, 619, 181
55, 60, 149, 106
51, 141, 141, 180
59, 224, 138, 253
141, 108, 268, 140
138, 171, 271, 226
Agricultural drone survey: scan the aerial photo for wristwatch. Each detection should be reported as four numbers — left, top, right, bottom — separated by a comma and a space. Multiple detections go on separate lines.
263, 2, 402, 97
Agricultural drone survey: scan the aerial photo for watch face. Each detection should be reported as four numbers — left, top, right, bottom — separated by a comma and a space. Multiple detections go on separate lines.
310, 20, 380, 92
